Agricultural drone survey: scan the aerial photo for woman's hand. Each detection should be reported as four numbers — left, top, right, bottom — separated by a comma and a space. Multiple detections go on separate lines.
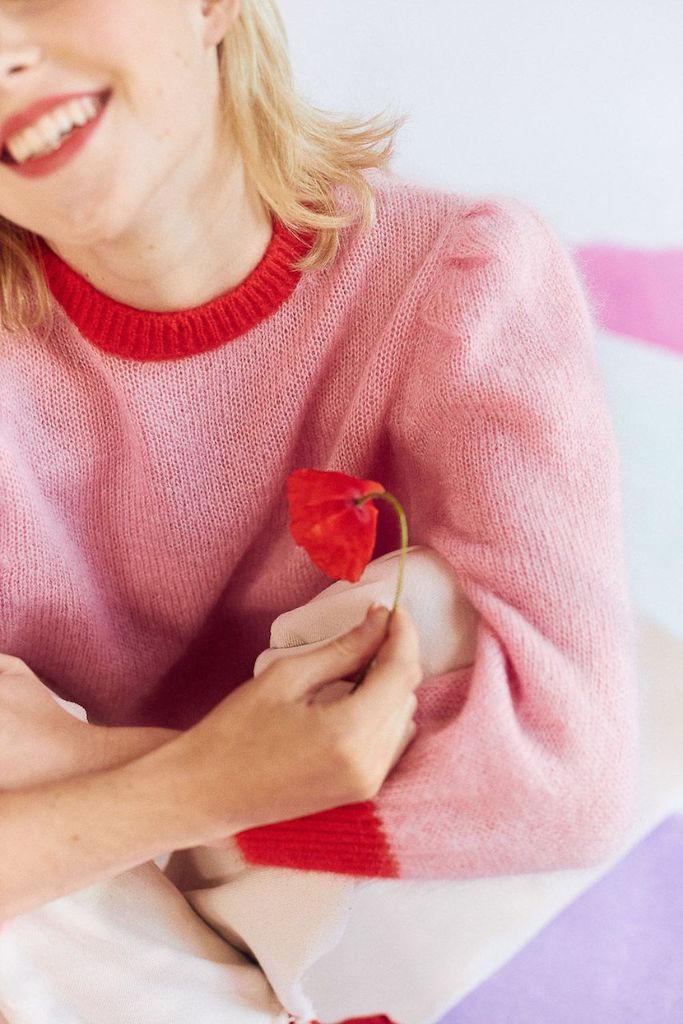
0, 655, 94, 787
172, 605, 423, 844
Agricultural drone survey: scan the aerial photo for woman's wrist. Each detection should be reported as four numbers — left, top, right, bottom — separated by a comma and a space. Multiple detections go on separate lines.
80, 723, 181, 775
121, 730, 225, 850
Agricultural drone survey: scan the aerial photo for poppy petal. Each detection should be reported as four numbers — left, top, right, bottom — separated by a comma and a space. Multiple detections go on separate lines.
287, 468, 385, 582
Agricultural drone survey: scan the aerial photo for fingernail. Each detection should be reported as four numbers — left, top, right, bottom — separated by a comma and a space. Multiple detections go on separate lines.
368, 602, 390, 618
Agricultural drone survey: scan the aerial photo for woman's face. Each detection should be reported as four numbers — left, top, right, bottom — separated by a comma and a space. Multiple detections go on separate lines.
0, 0, 236, 245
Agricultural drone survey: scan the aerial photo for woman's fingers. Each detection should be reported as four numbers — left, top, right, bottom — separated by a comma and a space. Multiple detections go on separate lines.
349, 605, 423, 711
253, 636, 333, 677
258, 604, 393, 699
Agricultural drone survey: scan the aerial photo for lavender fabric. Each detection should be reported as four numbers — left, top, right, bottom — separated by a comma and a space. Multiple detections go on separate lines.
439, 815, 683, 1023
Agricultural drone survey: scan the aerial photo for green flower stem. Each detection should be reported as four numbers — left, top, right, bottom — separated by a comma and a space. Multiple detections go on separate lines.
350, 490, 408, 691
355, 492, 408, 613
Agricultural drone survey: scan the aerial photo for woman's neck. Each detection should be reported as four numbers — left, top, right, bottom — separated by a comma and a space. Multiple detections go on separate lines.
41, 156, 274, 313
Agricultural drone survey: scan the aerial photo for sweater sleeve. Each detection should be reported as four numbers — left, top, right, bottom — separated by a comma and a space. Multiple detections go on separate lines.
235, 196, 642, 880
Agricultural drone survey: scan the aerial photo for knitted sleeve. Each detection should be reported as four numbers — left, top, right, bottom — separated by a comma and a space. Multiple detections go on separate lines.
235, 196, 642, 880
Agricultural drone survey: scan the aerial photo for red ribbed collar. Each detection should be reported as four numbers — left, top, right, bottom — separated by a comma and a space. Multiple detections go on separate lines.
35, 216, 316, 361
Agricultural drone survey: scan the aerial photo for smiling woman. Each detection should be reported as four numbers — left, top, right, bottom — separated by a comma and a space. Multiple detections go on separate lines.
0, 1, 640, 1023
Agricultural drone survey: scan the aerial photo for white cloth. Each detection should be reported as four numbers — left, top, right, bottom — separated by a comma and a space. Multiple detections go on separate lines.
0, 861, 290, 1024
1, 549, 681, 1024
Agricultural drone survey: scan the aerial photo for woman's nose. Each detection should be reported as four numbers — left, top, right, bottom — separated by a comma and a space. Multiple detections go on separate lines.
0, 44, 42, 81
0, 16, 42, 82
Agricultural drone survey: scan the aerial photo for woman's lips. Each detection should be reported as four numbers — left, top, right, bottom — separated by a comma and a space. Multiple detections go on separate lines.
1, 91, 111, 180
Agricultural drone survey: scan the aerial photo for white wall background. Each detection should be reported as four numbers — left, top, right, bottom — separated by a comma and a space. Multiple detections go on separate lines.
279, 0, 683, 639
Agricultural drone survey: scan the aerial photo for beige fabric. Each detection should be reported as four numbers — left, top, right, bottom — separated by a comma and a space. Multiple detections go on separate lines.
253, 545, 479, 678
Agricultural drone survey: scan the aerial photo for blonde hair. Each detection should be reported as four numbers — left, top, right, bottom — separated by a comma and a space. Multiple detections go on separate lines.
0, 0, 407, 333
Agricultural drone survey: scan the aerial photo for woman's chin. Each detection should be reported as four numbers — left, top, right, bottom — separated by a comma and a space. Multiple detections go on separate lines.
41, 206, 140, 252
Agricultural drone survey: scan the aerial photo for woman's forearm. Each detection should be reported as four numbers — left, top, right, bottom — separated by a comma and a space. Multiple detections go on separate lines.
0, 739, 213, 922
81, 724, 181, 775
2, 722, 181, 790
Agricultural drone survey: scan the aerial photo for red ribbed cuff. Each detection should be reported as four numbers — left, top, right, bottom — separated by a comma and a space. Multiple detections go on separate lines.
235, 800, 400, 877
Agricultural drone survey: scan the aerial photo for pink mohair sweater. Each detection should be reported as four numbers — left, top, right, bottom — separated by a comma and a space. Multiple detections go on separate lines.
0, 167, 640, 880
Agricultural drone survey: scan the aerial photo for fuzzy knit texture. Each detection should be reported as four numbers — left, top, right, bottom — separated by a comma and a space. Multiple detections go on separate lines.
0, 167, 641, 881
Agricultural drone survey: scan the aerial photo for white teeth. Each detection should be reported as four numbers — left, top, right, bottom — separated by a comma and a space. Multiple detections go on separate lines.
8, 135, 28, 163
23, 126, 44, 151
5, 95, 103, 164
67, 99, 88, 127
53, 107, 73, 134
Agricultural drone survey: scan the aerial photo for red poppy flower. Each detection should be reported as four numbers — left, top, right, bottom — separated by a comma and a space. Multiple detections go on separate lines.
287, 469, 386, 582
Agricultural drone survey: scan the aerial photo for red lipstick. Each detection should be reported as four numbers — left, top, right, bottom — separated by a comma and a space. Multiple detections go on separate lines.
0, 90, 110, 179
